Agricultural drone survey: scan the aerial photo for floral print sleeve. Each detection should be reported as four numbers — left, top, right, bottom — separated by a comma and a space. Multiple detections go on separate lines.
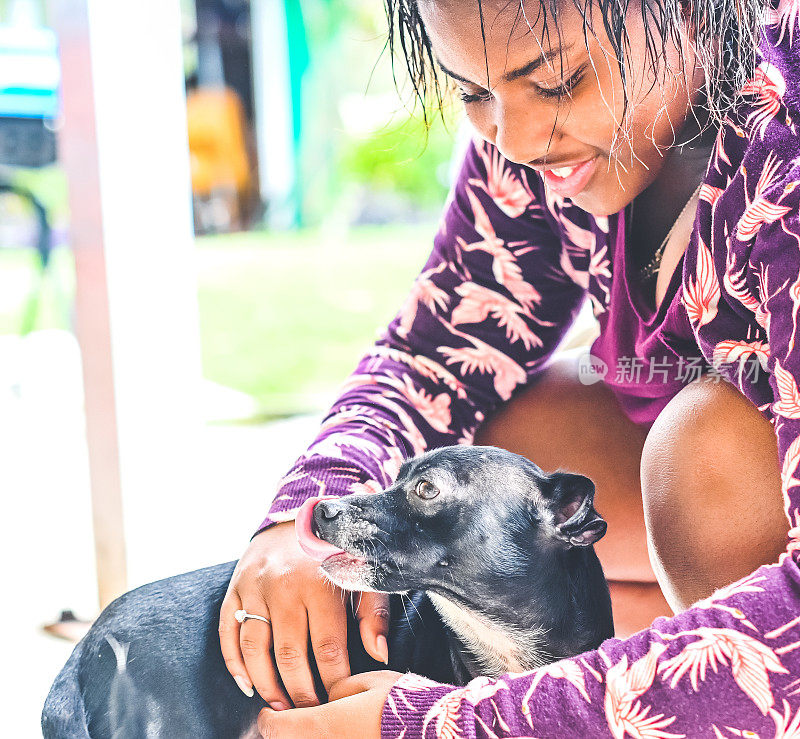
383, 571, 800, 738
256, 139, 587, 530
381, 15, 800, 739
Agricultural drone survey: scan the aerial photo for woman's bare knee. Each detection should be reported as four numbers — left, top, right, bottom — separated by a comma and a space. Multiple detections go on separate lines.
642, 378, 787, 612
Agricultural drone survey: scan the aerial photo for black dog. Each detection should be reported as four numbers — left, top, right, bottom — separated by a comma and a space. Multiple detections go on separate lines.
43, 446, 613, 738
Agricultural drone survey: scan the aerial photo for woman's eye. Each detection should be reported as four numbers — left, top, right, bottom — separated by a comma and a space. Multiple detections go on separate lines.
458, 88, 493, 105
535, 66, 586, 100
458, 65, 586, 105
415, 480, 440, 500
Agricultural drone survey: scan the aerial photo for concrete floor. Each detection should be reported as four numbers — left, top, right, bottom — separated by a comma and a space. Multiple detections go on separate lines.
2, 330, 322, 736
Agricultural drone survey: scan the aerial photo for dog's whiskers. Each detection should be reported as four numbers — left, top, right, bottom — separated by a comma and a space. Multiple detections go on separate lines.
399, 593, 416, 637
365, 530, 407, 584
401, 592, 422, 622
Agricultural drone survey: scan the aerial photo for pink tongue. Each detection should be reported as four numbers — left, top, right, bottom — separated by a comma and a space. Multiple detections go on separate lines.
295, 497, 347, 562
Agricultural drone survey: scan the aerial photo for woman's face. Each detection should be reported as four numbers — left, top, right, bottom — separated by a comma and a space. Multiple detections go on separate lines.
418, 0, 705, 216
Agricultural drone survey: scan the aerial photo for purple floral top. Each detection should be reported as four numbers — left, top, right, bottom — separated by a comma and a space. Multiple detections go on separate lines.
258, 12, 800, 737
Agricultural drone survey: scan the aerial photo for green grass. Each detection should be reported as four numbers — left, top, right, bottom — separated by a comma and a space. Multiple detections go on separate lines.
196, 225, 434, 416
0, 224, 436, 416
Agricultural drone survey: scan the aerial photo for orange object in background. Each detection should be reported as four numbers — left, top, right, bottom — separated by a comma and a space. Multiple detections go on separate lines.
186, 86, 256, 232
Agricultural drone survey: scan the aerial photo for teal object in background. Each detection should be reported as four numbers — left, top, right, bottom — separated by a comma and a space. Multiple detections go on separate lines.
285, 0, 308, 158
283, 0, 308, 227
0, 24, 59, 119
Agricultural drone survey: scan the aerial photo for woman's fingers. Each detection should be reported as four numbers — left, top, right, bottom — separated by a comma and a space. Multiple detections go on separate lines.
355, 591, 391, 664
307, 589, 351, 695
238, 602, 291, 709
218, 589, 253, 697
256, 672, 400, 738
270, 603, 321, 707
219, 524, 392, 716
257, 691, 382, 739
326, 671, 380, 701
257, 703, 328, 739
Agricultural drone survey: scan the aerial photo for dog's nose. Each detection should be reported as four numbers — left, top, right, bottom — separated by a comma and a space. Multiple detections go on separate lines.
314, 499, 344, 523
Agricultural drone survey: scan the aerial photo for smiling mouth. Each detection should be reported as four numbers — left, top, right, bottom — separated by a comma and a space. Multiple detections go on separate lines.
551, 164, 578, 177
541, 157, 598, 198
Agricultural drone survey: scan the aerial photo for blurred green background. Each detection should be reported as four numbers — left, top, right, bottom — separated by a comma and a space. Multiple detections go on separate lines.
0, 225, 436, 417
0, 0, 462, 418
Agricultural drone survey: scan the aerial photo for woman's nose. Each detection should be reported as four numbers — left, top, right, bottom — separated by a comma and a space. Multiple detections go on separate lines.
492, 99, 560, 165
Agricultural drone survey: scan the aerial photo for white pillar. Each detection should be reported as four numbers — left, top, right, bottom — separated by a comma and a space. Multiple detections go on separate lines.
54, 0, 203, 604
250, 0, 297, 228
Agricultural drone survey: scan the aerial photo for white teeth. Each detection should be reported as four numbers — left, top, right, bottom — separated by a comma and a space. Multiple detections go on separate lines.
550, 165, 578, 178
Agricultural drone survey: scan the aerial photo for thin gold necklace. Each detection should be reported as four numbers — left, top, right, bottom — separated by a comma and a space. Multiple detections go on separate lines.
637, 182, 703, 281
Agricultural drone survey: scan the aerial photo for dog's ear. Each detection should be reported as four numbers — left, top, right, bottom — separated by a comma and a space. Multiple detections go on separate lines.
546, 472, 607, 547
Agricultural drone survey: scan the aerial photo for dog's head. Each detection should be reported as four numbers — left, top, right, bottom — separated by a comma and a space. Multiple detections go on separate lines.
295, 445, 606, 602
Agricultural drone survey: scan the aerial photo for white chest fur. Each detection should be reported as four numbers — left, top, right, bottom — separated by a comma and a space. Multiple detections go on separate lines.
428, 593, 548, 677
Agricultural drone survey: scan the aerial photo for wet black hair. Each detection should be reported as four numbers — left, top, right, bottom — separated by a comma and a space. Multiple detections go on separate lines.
384, 0, 769, 129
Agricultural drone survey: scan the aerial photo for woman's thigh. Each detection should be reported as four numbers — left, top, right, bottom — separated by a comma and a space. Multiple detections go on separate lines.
641, 376, 788, 612
475, 350, 655, 583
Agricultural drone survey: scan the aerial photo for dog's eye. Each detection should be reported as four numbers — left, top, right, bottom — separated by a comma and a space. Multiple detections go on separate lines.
415, 480, 439, 500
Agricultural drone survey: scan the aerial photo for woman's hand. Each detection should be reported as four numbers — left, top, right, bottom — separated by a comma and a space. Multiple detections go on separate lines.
219, 521, 390, 708
257, 670, 401, 738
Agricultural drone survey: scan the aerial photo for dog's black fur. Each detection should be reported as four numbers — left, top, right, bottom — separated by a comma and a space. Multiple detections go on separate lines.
43, 446, 613, 738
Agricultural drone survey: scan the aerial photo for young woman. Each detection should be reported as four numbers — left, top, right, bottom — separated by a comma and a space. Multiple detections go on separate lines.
221, 0, 800, 735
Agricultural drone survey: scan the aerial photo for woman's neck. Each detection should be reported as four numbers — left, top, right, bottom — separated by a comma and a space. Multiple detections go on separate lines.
639, 111, 717, 223
629, 112, 718, 262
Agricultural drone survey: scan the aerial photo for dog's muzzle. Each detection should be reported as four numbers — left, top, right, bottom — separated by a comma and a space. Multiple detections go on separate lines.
295, 496, 349, 562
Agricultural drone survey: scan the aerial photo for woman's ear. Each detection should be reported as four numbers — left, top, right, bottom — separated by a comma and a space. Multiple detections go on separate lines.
546, 471, 608, 547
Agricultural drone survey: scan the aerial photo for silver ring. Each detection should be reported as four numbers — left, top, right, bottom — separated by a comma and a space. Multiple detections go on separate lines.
234, 609, 270, 625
